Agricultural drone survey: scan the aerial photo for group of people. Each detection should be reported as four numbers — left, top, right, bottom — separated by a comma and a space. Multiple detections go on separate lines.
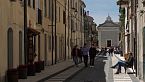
72, 43, 134, 74
71, 43, 98, 67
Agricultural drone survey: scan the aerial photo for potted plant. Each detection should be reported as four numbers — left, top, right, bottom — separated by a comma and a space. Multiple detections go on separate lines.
18, 64, 27, 79
40, 61, 45, 70
35, 61, 41, 73
27, 63, 35, 76
7, 68, 18, 82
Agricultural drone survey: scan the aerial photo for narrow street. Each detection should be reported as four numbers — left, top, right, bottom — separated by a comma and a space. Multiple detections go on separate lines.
1, 0, 145, 82
67, 54, 112, 82
41, 53, 140, 82
43, 53, 114, 82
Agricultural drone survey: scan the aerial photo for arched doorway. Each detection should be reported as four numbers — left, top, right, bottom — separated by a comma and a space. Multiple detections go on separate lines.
7, 28, 13, 69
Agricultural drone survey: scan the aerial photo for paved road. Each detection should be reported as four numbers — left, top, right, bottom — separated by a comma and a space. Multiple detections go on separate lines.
67, 54, 113, 82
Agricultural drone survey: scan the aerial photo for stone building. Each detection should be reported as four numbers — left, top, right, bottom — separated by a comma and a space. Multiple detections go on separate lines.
0, 0, 86, 81
84, 12, 97, 46
117, 0, 145, 81
97, 16, 120, 48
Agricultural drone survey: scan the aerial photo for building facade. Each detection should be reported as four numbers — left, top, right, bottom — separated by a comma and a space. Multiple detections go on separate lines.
84, 12, 97, 46
0, 0, 86, 81
117, 0, 145, 81
97, 16, 120, 48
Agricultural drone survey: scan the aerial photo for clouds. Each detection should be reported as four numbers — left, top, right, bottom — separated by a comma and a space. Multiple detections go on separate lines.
83, 0, 119, 25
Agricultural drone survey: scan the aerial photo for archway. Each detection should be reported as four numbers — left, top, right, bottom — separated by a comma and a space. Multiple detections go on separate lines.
7, 28, 13, 69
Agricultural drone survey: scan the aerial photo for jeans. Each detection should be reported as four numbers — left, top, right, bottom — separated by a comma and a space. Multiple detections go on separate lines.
113, 61, 126, 72
73, 56, 78, 65
83, 55, 88, 67
90, 57, 95, 66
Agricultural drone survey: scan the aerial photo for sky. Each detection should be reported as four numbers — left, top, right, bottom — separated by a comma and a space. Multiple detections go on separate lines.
83, 0, 119, 25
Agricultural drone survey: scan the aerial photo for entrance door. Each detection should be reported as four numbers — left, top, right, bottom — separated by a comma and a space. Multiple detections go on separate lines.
107, 40, 111, 47
143, 27, 145, 81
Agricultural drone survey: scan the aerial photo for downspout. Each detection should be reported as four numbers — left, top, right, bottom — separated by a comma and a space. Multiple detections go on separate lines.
68, 0, 70, 58
24, 0, 28, 64
64, 1, 67, 60
51, 0, 54, 65
54, 0, 57, 64
134, 0, 137, 76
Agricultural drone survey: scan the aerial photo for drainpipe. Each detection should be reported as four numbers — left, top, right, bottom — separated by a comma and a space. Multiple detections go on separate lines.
54, 0, 57, 64
64, 1, 67, 60
24, 0, 28, 64
51, 0, 54, 65
68, 0, 70, 58
134, 0, 137, 76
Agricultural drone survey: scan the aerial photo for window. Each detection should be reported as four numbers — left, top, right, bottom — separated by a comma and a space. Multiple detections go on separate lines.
7, 28, 13, 69
59, 7, 60, 22
63, 11, 66, 24
37, 8, 42, 24
48, 36, 51, 50
33, 0, 35, 9
48, 0, 52, 20
44, 0, 47, 17
28, 0, 31, 7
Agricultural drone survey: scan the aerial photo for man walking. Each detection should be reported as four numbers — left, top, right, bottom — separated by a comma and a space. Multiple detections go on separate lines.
71, 45, 79, 66
81, 43, 89, 67
89, 44, 96, 67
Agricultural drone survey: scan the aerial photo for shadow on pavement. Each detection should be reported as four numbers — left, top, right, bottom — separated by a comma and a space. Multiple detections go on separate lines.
67, 55, 107, 82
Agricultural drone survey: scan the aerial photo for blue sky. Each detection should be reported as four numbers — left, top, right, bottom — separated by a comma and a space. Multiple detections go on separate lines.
83, 0, 119, 25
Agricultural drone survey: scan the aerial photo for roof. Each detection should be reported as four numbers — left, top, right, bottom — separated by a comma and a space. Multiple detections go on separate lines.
98, 16, 119, 27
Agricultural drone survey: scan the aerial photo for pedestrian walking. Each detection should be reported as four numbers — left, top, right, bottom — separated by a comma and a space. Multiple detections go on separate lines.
89, 44, 96, 67
71, 45, 79, 66
78, 47, 83, 63
81, 43, 89, 67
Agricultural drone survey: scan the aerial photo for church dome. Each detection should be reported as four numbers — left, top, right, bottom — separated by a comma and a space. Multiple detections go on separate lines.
98, 15, 119, 27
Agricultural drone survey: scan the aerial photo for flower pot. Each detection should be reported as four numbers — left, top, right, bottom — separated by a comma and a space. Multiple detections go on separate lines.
27, 63, 35, 76
41, 61, 44, 70
35, 61, 41, 73
18, 65, 27, 79
7, 68, 18, 82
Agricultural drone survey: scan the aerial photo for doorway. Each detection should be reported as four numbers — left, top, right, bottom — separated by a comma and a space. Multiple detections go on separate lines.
107, 40, 111, 47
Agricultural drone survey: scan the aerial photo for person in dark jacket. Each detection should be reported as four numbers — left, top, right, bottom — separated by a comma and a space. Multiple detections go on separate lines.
71, 45, 79, 66
89, 44, 96, 67
81, 43, 90, 67
78, 47, 83, 63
